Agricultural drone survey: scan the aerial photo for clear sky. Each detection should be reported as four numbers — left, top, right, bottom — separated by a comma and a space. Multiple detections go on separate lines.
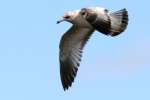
0, 0, 150, 100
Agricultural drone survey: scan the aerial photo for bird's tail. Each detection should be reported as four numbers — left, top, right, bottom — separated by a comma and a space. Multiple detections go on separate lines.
109, 8, 128, 36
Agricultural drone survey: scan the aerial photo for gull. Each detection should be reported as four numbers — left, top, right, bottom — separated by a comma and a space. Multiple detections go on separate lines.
57, 7, 128, 90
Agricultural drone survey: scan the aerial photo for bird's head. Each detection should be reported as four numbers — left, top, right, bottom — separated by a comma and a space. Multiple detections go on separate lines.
57, 9, 92, 27
57, 10, 80, 24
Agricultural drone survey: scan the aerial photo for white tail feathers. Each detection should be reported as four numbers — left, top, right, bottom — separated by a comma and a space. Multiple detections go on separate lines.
109, 8, 128, 36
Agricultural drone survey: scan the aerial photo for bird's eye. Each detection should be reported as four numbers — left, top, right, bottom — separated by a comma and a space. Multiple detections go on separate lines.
81, 12, 86, 15
64, 15, 70, 19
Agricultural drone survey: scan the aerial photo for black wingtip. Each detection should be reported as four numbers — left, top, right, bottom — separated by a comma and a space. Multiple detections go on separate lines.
60, 64, 79, 91
61, 81, 72, 91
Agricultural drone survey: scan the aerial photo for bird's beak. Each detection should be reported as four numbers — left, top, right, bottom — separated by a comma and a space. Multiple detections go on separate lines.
57, 18, 66, 24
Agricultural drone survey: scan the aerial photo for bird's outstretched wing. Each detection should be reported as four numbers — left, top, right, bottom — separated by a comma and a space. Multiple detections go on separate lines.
81, 8, 128, 36
59, 26, 94, 90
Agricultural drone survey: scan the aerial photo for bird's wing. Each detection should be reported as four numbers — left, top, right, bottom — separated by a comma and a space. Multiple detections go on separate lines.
81, 8, 128, 36
80, 8, 111, 35
59, 26, 94, 90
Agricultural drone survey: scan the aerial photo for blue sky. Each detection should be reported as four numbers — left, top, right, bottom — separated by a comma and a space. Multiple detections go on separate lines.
0, 0, 150, 100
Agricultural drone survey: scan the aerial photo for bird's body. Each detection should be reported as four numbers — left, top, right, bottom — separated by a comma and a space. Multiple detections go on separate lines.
57, 7, 128, 90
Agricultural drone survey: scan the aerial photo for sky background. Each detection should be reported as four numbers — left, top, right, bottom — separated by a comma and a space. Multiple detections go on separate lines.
0, 0, 150, 100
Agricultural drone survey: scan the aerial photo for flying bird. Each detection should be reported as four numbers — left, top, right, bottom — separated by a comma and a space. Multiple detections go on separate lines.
57, 7, 128, 90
